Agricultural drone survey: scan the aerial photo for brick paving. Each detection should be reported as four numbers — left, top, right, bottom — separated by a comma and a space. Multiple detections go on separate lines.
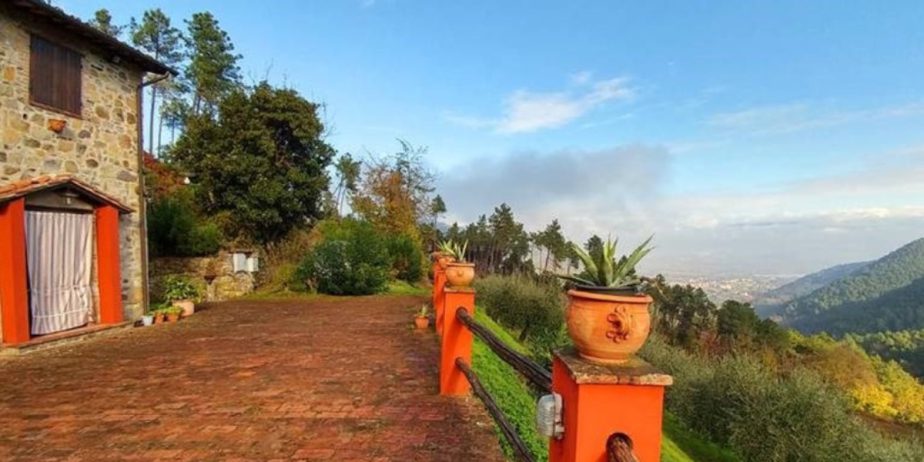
0, 295, 506, 461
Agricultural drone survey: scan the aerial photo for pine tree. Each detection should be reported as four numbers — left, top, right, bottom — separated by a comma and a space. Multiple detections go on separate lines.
130, 9, 184, 156
185, 12, 241, 116
89, 9, 123, 37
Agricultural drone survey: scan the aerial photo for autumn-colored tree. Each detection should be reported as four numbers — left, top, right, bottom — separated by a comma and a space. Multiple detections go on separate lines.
351, 140, 435, 238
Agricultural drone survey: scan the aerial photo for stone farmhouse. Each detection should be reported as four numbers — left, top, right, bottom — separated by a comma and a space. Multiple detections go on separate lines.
0, 0, 173, 347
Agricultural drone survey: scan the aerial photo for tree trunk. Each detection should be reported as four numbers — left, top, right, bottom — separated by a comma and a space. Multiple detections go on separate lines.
156, 110, 164, 155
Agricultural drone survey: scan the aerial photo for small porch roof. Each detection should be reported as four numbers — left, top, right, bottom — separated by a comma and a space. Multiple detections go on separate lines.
0, 175, 133, 213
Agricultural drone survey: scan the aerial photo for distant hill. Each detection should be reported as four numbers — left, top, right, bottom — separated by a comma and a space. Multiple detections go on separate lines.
755, 261, 869, 317
777, 238, 924, 335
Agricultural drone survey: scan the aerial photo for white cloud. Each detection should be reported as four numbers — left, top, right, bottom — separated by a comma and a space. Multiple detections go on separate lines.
445, 75, 636, 134
708, 101, 924, 136
436, 143, 924, 276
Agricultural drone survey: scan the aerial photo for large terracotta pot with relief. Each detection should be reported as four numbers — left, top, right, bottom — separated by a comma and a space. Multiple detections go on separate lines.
565, 289, 653, 364
445, 262, 475, 288
437, 254, 455, 270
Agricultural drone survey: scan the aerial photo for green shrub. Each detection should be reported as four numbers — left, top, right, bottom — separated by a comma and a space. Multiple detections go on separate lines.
387, 233, 425, 283
474, 274, 565, 345
148, 190, 222, 257
295, 219, 390, 295
640, 335, 924, 462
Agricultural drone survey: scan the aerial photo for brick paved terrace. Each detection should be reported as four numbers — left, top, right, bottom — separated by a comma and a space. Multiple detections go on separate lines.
0, 295, 506, 461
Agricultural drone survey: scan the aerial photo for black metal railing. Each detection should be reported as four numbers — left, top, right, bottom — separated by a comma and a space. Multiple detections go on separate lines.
453, 306, 550, 462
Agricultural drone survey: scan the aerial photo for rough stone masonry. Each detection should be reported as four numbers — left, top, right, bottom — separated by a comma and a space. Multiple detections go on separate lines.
0, 14, 147, 320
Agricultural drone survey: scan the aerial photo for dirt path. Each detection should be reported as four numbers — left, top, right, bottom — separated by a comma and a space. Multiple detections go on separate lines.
0, 296, 506, 461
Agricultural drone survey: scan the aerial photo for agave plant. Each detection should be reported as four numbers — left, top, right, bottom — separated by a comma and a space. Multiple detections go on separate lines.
558, 235, 653, 292
438, 240, 468, 262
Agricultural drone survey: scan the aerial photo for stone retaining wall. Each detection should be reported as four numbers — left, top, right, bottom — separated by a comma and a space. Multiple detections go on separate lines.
150, 252, 256, 303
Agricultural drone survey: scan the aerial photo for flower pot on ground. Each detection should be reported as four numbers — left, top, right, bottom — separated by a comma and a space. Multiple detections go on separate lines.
440, 240, 474, 287
163, 275, 200, 317
557, 236, 654, 364
173, 300, 195, 317
165, 306, 182, 323
153, 311, 165, 324
414, 306, 429, 329
141, 314, 154, 326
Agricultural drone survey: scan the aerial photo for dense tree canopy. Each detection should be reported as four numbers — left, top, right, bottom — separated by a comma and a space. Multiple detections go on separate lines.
169, 82, 335, 243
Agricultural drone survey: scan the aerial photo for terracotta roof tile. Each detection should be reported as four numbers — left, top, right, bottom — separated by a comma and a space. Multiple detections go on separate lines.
0, 174, 133, 213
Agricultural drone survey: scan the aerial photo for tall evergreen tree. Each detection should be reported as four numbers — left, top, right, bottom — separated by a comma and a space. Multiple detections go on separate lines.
89, 9, 123, 37
130, 9, 184, 156
185, 12, 242, 116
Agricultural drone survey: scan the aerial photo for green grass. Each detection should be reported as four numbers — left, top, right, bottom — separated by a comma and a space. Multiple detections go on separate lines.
472, 309, 548, 460
243, 279, 427, 300
663, 414, 740, 462
386, 280, 429, 296
471, 308, 734, 462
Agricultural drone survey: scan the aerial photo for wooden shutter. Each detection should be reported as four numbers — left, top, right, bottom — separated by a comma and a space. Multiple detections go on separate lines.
30, 35, 82, 116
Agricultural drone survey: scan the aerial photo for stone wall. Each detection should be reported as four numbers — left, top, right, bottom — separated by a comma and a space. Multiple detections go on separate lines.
0, 14, 146, 320
150, 252, 256, 303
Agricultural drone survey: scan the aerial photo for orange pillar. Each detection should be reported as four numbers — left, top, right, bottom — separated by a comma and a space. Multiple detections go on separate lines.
440, 287, 474, 396
549, 350, 672, 462
433, 266, 446, 335
96, 205, 123, 324
0, 198, 30, 344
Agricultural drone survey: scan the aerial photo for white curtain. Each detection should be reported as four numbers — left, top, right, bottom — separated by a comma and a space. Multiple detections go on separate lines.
25, 211, 93, 335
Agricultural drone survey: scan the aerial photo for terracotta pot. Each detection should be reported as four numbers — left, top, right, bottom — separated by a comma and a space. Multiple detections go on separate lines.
166, 313, 180, 323
153, 312, 165, 324
47, 119, 66, 133
445, 262, 475, 288
414, 316, 429, 329
173, 300, 195, 317
437, 255, 455, 270
430, 251, 446, 262
565, 289, 653, 364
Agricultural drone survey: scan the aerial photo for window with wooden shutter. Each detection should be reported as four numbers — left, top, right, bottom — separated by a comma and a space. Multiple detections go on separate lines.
30, 35, 82, 116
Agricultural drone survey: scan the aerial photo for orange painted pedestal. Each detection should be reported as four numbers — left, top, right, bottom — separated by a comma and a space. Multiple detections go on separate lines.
440, 287, 474, 396
433, 267, 447, 335
550, 349, 672, 462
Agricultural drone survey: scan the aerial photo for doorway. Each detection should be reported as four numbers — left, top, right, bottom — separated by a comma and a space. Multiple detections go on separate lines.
25, 210, 94, 335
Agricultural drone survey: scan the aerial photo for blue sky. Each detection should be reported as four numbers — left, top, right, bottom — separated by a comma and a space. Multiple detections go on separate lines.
59, 0, 924, 276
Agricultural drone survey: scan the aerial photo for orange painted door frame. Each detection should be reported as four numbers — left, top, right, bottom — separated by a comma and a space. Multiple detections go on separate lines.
0, 198, 30, 344
95, 205, 123, 325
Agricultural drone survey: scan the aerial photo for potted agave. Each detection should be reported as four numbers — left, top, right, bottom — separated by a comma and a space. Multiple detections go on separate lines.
414, 306, 429, 329
163, 275, 199, 317
435, 241, 457, 270
442, 240, 475, 288
557, 236, 653, 364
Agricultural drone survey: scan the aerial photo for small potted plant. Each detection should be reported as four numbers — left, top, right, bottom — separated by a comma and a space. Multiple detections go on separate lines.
557, 236, 654, 364
414, 306, 429, 329
436, 241, 457, 270
165, 305, 183, 323
141, 311, 155, 326
163, 275, 199, 317
443, 240, 475, 288
153, 307, 166, 324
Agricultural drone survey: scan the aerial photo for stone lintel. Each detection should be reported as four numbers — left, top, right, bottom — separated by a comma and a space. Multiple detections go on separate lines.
554, 347, 673, 386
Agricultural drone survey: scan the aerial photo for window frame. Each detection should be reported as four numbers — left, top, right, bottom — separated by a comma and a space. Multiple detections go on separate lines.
29, 34, 84, 119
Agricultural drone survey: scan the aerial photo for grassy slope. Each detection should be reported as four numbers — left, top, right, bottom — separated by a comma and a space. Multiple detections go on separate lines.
471, 309, 733, 461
